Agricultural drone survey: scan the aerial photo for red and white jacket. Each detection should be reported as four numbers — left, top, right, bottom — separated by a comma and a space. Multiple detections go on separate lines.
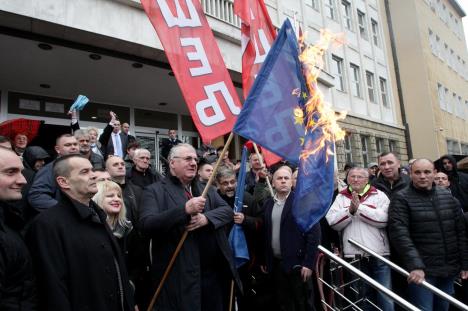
326, 186, 390, 257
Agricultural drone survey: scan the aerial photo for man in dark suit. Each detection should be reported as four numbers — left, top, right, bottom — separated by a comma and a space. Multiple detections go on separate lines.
159, 129, 182, 174
139, 143, 241, 311
26, 154, 135, 311
262, 165, 320, 311
99, 111, 130, 159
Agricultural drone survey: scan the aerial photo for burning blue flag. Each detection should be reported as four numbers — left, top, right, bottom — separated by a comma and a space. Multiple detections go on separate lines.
293, 127, 335, 232
234, 19, 335, 233
233, 19, 307, 166
228, 146, 250, 268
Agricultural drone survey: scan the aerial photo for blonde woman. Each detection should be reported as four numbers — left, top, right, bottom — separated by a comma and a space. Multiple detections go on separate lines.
92, 180, 132, 240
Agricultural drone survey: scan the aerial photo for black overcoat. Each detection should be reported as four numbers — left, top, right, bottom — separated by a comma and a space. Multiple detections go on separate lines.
139, 175, 241, 311
26, 193, 134, 311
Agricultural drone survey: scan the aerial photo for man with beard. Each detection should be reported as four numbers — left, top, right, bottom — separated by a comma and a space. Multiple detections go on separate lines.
26, 154, 135, 311
139, 143, 240, 311
215, 166, 263, 310
28, 134, 80, 211
74, 129, 104, 170
437, 155, 468, 212
0, 147, 36, 310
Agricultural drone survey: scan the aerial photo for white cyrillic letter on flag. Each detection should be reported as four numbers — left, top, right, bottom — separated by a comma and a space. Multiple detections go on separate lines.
157, 0, 202, 27
180, 37, 212, 76
196, 82, 240, 126
253, 29, 271, 64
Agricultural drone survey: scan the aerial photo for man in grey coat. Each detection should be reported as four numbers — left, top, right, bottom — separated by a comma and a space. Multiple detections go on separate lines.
139, 143, 241, 311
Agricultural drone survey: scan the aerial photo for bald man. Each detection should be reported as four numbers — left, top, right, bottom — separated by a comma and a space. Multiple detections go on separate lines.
262, 165, 320, 311
389, 158, 468, 311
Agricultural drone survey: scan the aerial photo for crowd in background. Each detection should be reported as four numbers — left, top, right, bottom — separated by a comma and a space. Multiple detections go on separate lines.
1, 111, 468, 311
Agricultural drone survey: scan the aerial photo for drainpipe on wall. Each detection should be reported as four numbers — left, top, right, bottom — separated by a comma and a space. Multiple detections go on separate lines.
384, 0, 414, 160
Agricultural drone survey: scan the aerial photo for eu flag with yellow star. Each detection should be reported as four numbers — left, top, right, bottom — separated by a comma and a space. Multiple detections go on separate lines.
234, 19, 334, 233
233, 19, 307, 165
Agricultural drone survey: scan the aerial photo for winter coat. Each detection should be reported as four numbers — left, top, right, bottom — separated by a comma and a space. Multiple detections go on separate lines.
138, 175, 241, 311
326, 186, 390, 257
26, 193, 134, 311
27, 161, 59, 212
438, 155, 468, 212
126, 166, 161, 190
371, 172, 410, 199
263, 192, 321, 273
389, 183, 468, 277
0, 202, 36, 310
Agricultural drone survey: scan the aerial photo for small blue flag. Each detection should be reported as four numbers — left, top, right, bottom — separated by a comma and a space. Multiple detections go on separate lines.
228, 146, 250, 268
69, 95, 89, 112
233, 19, 308, 166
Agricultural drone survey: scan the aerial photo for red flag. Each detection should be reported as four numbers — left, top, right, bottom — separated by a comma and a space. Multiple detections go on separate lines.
235, 0, 281, 166
141, 0, 242, 143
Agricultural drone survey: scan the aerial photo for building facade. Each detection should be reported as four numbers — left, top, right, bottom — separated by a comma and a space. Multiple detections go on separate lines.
386, 0, 468, 160
0, 0, 408, 170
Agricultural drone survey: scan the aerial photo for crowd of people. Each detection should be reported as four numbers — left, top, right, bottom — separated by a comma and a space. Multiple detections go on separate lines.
1, 111, 468, 311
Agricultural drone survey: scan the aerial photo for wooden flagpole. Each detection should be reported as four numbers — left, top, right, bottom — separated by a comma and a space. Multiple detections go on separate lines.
252, 142, 275, 197
146, 132, 235, 311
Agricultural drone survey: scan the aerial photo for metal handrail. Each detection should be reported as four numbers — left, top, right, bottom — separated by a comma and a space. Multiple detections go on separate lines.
348, 239, 468, 311
318, 246, 420, 311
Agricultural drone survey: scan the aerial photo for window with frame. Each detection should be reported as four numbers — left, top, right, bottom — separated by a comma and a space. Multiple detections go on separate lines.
325, 0, 336, 20
428, 29, 437, 55
341, 1, 353, 30
389, 140, 397, 153
357, 10, 368, 40
447, 139, 460, 154
361, 135, 369, 167
350, 64, 362, 98
308, 0, 319, 11
366, 71, 376, 104
371, 19, 380, 47
437, 83, 446, 110
344, 134, 353, 163
331, 55, 345, 91
375, 137, 385, 154
379, 77, 389, 107
462, 143, 468, 155
457, 96, 464, 119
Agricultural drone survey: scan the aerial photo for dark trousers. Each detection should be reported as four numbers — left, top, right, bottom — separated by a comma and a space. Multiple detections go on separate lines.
271, 259, 312, 311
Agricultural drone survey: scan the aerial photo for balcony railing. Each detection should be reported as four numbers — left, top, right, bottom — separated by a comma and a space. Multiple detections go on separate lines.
201, 0, 241, 27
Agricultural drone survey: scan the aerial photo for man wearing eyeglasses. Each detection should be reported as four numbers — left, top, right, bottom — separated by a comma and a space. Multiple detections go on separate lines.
327, 166, 393, 311
139, 143, 241, 311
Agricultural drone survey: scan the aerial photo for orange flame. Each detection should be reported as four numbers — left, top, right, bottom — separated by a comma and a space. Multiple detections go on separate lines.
297, 29, 347, 162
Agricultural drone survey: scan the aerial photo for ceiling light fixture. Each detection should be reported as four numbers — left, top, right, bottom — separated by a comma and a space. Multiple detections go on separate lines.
158, 102, 168, 106
39, 84, 51, 89
89, 54, 102, 60
38, 43, 53, 50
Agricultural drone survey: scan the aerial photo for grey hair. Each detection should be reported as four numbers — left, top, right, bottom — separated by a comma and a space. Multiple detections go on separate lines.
216, 166, 236, 182
168, 143, 196, 161
73, 129, 90, 139
133, 148, 150, 159
348, 167, 369, 178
